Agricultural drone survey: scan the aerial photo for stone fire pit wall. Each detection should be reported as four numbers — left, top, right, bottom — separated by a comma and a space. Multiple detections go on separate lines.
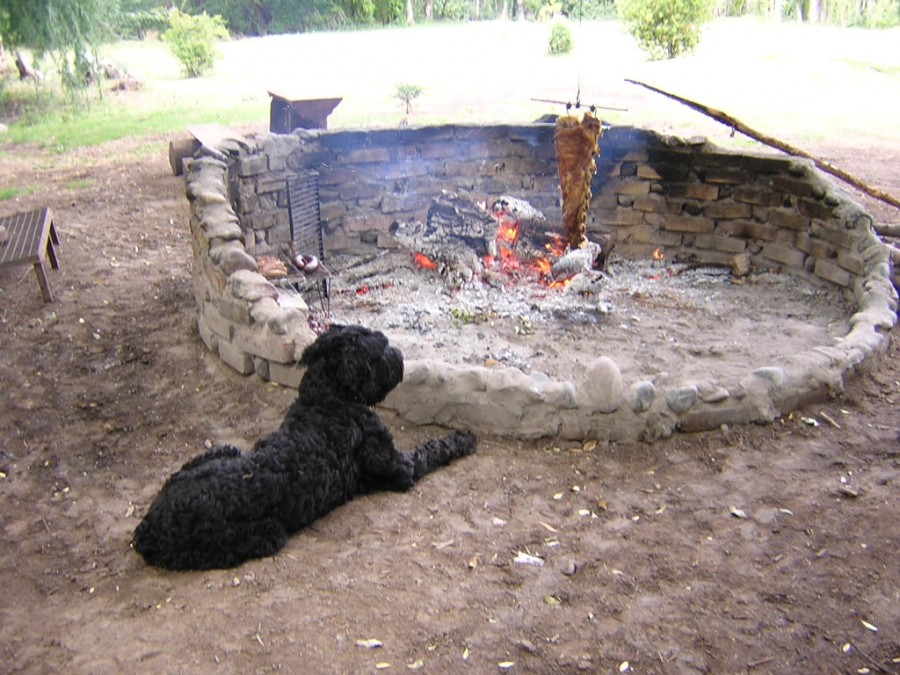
185, 124, 896, 442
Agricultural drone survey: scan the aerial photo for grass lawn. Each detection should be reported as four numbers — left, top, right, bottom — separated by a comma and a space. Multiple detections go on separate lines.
2, 18, 899, 151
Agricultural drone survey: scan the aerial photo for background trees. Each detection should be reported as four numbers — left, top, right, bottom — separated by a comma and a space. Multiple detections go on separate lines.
0, 0, 117, 90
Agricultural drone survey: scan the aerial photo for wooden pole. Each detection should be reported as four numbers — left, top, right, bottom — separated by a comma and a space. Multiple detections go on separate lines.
625, 79, 900, 213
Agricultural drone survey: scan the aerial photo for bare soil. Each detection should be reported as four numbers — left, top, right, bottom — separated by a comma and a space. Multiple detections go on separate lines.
0, 131, 898, 675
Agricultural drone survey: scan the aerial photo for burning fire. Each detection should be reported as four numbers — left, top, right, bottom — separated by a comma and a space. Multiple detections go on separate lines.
413, 252, 438, 270
652, 247, 665, 262
483, 213, 577, 289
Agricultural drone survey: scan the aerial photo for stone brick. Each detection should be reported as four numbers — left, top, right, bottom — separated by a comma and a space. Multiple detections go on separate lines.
594, 208, 644, 227
798, 198, 834, 220
664, 182, 720, 201
197, 315, 219, 354
703, 168, 752, 185
719, 219, 777, 241
269, 361, 303, 389
771, 174, 815, 197
218, 296, 252, 325
679, 403, 756, 432
661, 215, 714, 233
795, 232, 835, 259
768, 208, 809, 231
637, 162, 689, 181
632, 193, 668, 213
694, 234, 747, 254
218, 339, 254, 375
836, 251, 866, 275
345, 147, 392, 164
732, 185, 781, 206
810, 222, 857, 250
618, 225, 682, 246
234, 325, 296, 364
704, 201, 753, 219
319, 201, 348, 222
614, 180, 651, 196
814, 258, 853, 287
761, 243, 807, 269
739, 154, 792, 174
238, 154, 269, 177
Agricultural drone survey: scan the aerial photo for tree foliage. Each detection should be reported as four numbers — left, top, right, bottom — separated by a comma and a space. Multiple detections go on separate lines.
617, 0, 713, 59
0, 0, 116, 90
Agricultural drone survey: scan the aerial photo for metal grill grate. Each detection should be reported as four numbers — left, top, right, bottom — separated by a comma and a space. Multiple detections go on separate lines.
286, 171, 330, 311
287, 171, 324, 260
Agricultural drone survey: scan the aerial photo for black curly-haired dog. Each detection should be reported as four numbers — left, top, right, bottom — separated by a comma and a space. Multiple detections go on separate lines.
133, 324, 477, 570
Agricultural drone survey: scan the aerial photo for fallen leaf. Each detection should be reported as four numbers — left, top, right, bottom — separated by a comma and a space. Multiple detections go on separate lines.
468, 555, 478, 569
578, 509, 591, 516
462, 647, 470, 660
597, 499, 608, 511
407, 659, 424, 669
552, 492, 564, 501
801, 416, 820, 427
861, 620, 878, 632
356, 639, 383, 649
583, 440, 597, 451
498, 661, 515, 669
375, 663, 391, 670
492, 517, 507, 526
544, 595, 561, 606
619, 661, 631, 672
539, 521, 559, 533
842, 643, 851, 653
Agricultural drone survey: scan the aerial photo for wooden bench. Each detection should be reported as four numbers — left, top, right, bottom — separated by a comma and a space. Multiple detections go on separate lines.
0, 207, 60, 302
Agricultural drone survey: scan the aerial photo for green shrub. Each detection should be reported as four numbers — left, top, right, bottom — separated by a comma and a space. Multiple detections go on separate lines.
617, 0, 712, 60
163, 9, 229, 78
548, 22, 573, 55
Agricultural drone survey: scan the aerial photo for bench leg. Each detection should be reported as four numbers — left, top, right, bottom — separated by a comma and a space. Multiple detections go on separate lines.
33, 261, 52, 302
46, 237, 60, 270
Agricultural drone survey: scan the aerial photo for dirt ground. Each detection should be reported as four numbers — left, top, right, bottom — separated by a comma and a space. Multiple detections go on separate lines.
0, 129, 898, 675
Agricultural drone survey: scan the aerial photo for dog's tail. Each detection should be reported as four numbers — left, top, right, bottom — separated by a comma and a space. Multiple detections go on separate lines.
409, 430, 477, 481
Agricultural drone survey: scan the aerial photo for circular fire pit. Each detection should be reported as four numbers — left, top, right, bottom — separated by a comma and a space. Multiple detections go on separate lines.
182, 123, 897, 441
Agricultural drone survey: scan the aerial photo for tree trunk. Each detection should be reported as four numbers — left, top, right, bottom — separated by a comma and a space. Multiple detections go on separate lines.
516, 0, 525, 19
808, 0, 821, 21
406, 0, 415, 23
425, 0, 433, 20
15, 51, 35, 80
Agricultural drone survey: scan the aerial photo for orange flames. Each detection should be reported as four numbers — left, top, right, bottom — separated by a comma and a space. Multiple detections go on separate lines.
652, 247, 665, 262
413, 252, 438, 270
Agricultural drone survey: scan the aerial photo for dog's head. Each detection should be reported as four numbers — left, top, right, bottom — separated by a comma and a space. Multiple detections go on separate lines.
298, 324, 404, 405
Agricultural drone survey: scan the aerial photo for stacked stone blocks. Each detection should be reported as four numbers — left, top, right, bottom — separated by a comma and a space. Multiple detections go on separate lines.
182, 124, 896, 441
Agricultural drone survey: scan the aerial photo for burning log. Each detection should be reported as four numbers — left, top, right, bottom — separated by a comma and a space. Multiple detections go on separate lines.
390, 191, 496, 287
555, 111, 603, 250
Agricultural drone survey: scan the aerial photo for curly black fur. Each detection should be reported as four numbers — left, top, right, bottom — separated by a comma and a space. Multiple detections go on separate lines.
133, 324, 477, 570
